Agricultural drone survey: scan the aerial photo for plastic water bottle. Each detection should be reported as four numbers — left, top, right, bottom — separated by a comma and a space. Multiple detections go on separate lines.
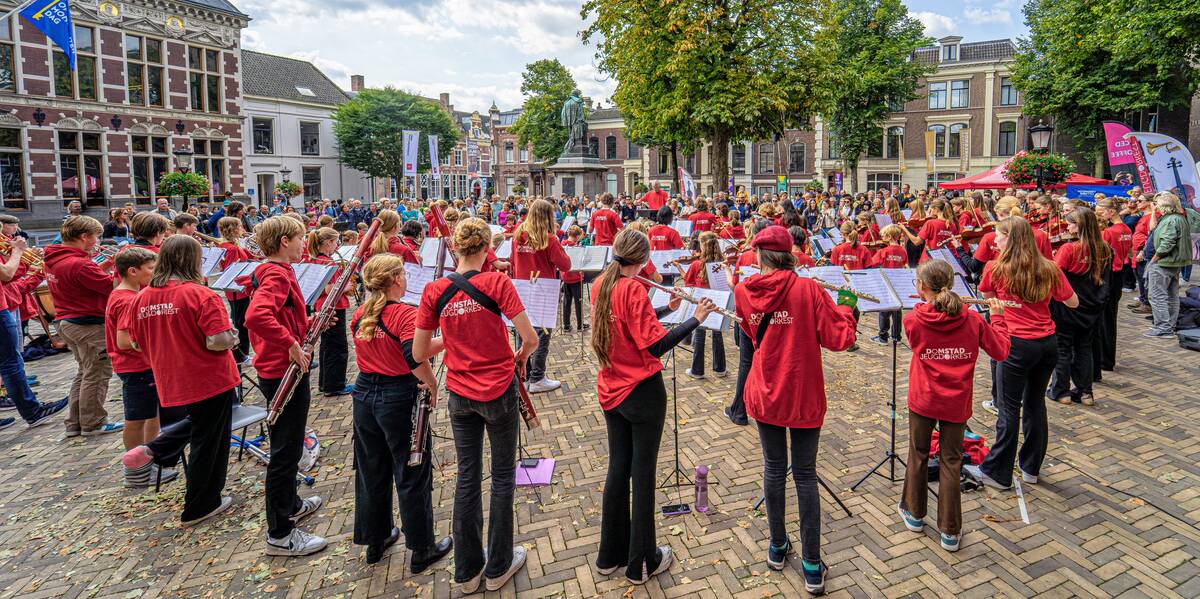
694, 465, 709, 513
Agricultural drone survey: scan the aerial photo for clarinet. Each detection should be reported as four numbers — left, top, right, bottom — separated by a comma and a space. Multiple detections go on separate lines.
407, 206, 452, 466
266, 219, 382, 426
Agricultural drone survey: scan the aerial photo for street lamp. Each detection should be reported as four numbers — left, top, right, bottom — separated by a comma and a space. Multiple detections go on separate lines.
172, 147, 194, 211
1028, 120, 1055, 192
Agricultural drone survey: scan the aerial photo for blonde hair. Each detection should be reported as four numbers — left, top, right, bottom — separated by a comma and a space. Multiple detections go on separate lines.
992, 216, 1060, 303
354, 254, 408, 341
839, 222, 859, 247
916, 259, 963, 317
150, 235, 203, 287
254, 216, 305, 256
591, 229, 650, 368
515, 199, 556, 251
454, 217, 491, 257
880, 223, 903, 242
371, 210, 402, 257
61, 215, 102, 241
994, 196, 1022, 217
218, 216, 243, 245
1155, 191, 1183, 215
306, 227, 340, 257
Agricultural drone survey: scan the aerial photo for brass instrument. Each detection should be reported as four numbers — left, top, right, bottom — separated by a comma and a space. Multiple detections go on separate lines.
193, 231, 221, 247
243, 234, 264, 259
634, 274, 743, 323
0, 240, 43, 271
92, 244, 122, 266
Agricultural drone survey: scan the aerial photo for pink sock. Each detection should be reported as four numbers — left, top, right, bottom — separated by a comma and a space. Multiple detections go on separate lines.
122, 446, 152, 469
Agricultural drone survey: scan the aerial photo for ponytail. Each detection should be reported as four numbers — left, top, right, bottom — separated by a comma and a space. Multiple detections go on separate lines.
916, 259, 963, 317
355, 254, 406, 341
589, 262, 622, 368
840, 222, 859, 248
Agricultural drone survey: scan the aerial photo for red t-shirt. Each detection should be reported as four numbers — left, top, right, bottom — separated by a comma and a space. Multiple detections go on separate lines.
903, 304, 1011, 423
416, 272, 525, 401
1103, 222, 1133, 270
871, 245, 908, 269
688, 211, 718, 233
561, 239, 584, 284
218, 242, 251, 301
43, 244, 114, 319
1053, 242, 1091, 275
793, 250, 816, 269
592, 276, 667, 410
590, 209, 622, 245
719, 226, 746, 241
829, 243, 872, 269
511, 231, 571, 280
105, 288, 150, 374
683, 259, 714, 289
128, 281, 239, 407
973, 228, 1053, 262
978, 262, 1074, 340
389, 236, 420, 264
918, 219, 958, 252
244, 261, 310, 379
311, 254, 349, 310
1032, 228, 1053, 258
642, 189, 668, 210
648, 224, 684, 250
352, 302, 417, 377
735, 250, 758, 268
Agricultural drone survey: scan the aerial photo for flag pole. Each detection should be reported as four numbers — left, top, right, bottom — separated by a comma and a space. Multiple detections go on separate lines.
0, 0, 38, 25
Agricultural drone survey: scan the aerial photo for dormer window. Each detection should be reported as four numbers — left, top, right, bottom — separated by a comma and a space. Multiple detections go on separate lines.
942, 44, 957, 61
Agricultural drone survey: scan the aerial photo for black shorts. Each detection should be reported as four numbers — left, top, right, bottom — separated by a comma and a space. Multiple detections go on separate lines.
118, 369, 161, 421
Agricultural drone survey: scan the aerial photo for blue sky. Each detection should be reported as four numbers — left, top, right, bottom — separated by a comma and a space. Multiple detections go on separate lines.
238, 1, 1029, 114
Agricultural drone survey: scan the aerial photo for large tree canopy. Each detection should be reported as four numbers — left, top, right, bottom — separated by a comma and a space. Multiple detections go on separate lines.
332, 87, 459, 188
1011, 0, 1200, 165
511, 59, 579, 164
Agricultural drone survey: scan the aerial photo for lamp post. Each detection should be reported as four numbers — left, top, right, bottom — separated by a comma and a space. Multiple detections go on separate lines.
172, 147, 194, 211
1029, 120, 1055, 192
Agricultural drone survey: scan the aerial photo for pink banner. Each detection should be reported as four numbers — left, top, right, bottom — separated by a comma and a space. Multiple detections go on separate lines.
1103, 121, 1138, 187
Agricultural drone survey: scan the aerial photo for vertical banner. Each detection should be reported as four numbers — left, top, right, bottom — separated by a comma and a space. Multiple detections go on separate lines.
1124, 131, 1200, 207
21, 0, 75, 70
428, 135, 441, 180
959, 128, 970, 172
924, 129, 936, 173
727, 177, 734, 195
897, 136, 906, 174
679, 168, 696, 199
834, 171, 843, 193
467, 139, 480, 179
402, 130, 419, 177
1103, 121, 1138, 187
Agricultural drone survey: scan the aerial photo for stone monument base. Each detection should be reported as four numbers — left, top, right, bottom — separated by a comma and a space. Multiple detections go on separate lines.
547, 155, 608, 198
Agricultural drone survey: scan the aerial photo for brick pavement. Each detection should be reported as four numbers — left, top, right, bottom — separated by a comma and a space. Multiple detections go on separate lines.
0, 289, 1198, 598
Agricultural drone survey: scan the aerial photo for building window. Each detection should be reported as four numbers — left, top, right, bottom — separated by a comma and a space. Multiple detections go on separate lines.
656, 153, 668, 175
885, 127, 904, 159
130, 134, 169, 205
866, 129, 884, 158
302, 166, 321, 200
827, 135, 839, 159
504, 141, 513, 163
928, 124, 946, 157
125, 35, 164, 107
950, 80, 969, 109
0, 18, 15, 92
999, 76, 1018, 106
0, 127, 25, 209
756, 185, 772, 197
519, 147, 527, 162
998, 122, 1016, 156
252, 118, 273, 154
927, 81, 947, 110
191, 138, 225, 199
926, 172, 960, 188
942, 44, 957, 61
605, 135, 617, 160
628, 141, 640, 159
58, 130, 105, 207
54, 25, 96, 100
454, 149, 463, 166
948, 123, 967, 158
789, 142, 806, 173
187, 46, 222, 113
588, 137, 599, 157
732, 144, 746, 173
300, 122, 319, 156
867, 173, 901, 192
757, 143, 775, 174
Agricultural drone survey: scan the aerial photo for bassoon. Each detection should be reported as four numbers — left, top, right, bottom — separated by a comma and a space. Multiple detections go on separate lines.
408, 205, 451, 466
265, 218, 382, 426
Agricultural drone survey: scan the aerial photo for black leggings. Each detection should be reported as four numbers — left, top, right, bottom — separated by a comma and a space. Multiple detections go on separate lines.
981, 334, 1056, 486
562, 281, 583, 329
318, 309, 348, 393
229, 297, 251, 362
757, 422, 821, 562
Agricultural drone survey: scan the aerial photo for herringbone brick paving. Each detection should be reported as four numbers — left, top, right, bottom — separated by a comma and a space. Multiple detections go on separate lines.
1, 288, 1197, 598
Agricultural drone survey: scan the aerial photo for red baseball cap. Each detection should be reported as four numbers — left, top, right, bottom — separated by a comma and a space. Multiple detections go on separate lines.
751, 225, 792, 252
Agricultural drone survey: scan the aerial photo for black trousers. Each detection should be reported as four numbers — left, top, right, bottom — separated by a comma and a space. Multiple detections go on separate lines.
877, 310, 902, 341
1096, 269, 1120, 373
729, 326, 753, 420
561, 281, 583, 329
1050, 323, 1094, 400
691, 328, 725, 375
318, 309, 349, 393
597, 372, 666, 580
352, 373, 435, 550
146, 390, 233, 522
229, 297, 251, 362
980, 335, 1056, 487
757, 423, 821, 562
258, 373, 311, 539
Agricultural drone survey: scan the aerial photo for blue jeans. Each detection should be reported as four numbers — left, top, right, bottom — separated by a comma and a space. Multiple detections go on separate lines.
0, 309, 40, 421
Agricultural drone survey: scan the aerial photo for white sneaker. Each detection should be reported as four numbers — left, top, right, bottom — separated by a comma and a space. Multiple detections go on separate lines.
484, 546, 527, 591
963, 464, 1011, 490
266, 528, 328, 557
182, 496, 233, 527
685, 368, 705, 379
460, 550, 487, 593
981, 400, 998, 415
527, 378, 561, 394
1019, 469, 1038, 484
630, 546, 673, 585
290, 495, 323, 523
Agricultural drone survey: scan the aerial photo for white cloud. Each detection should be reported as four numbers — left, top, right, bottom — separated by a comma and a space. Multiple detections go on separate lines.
964, 7, 1013, 25
912, 11, 958, 38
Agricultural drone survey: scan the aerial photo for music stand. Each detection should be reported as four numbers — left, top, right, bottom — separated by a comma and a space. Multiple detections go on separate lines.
850, 269, 910, 489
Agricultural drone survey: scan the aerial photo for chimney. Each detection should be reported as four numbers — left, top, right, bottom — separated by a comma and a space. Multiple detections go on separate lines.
350, 75, 365, 92
439, 93, 450, 109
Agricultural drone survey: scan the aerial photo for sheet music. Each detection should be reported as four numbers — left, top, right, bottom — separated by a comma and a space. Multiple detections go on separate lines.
565, 246, 612, 272
737, 265, 760, 279
504, 278, 561, 330
420, 238, 445, 267
334, 245, 358, 262
495, 239, 513, 259
650, 249, 691, 273
811, 236, 836, 256
796, 265, 845, 302
292, 263, 337, 306
560, 216, 576, 232
875, 214, 893, 227
489, 224, 504, 237
209, 261, 258, 292
953, 273, 985, 312
718, 238, 739, 253
705, 262, 731, 292
827, 227, 843, 243
881, 268, 921, 310
927, 248, 967, 277
902, 209, 913, 219
200, 247, 226, 276
843, 269, 902, 312
671, 220, 693, 238
401, 263, 436, 306
649, 287, 733, 331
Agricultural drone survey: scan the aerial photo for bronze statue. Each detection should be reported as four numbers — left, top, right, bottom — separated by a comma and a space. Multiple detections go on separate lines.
560, 89, 588, 155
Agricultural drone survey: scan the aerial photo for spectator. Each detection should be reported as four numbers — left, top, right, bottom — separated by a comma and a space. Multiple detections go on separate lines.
64, 200, 83, 221
102, 208, 132, 240
154, 198, 177, 221
1144, 192, 1192, 337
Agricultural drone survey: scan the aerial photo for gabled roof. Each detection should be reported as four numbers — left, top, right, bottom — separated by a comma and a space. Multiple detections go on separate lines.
914, 39, 1016, 65
241, 50, 351, 106
181, 0, 249, 18
589, 107, 622, 120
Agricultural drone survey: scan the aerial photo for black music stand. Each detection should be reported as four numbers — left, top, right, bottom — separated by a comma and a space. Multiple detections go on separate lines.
851, 332, 905, 489
752, 469, 853, 518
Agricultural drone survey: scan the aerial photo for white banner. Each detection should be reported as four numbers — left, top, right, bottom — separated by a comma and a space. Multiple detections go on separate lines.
1125, 131, 1200, 208
403, 130, 420, 177
679, 167, 696, 199
428, 135, 441, 180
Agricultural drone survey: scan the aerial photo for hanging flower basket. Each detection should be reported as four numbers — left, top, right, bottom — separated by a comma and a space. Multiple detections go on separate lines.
1003, 151, 1074, 186
275, 181, 303, 198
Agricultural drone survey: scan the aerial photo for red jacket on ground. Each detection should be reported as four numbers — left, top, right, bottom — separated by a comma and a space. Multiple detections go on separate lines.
903, 303, 1010, 423
44, 244, 113, 320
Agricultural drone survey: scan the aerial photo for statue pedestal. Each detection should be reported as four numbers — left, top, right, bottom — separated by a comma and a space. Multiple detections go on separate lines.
547, 154, 608, 198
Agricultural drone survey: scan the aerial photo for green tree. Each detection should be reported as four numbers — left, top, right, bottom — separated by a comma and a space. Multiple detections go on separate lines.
511, 59, 579, 164
1011, 0, 1200, 169
584, 0, 836, 192
332, 87, 459, 192
826, 0, 932, 192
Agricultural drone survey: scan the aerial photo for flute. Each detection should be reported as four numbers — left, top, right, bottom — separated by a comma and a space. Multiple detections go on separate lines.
634, 275, 743, 323
908, 294, 1022, 308
797, 275, 881, 303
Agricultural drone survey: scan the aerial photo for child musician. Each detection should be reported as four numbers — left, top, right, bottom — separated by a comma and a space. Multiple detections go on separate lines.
589, 193, 623, 245
307, 227, 352, 396
828, 222, 872, 269
590, 229, 715, 584
1048, 207, 1112, 406
869, 225, 909, 345
129, 212, 169, 252
245, 216, 327, 557
682, 232, 726, 378
902, 198, 960, 259
1094, 198, 1130, 376
511, 199, 572, 394
350, 254, 453, 568
790, 226, 816, 269
898, 260, 1009, 552
369, 210, 418, 264
734, 226, 857, 594
413, 218, 538, 594
122, 235, 239, 526
217, 217, 253, 363
561, 225, 586, 332
648, 206, 684, 250
966, 217, 1078, 490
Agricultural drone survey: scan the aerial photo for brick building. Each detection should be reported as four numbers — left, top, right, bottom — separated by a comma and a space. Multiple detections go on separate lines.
488, 103, 540, 197
0, 0, 249, 228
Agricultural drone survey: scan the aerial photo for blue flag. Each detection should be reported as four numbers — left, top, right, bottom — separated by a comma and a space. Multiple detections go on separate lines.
21, 0, 75, 70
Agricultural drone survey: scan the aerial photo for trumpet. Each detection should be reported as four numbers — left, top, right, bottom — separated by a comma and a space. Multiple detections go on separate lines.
92, 243, 122, 265
908, 294, 1022, 309
0, 239, 43, 270
193, 231, 221, 247
635, 274, 743, 323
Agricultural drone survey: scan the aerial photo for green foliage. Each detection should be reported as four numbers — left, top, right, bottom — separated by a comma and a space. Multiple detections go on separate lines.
512, 182, 527, 195
1003, 151, 1074, 186
1011, 0, 1200, 164
826, 0, 932, 191
633, 182, 648, 194
274, 181, 302, 198
583, 0, 837, 189
804, 179, 824, 192
511, 59, 579, 164
156, 171, 209, 198
332, 87, 460, 183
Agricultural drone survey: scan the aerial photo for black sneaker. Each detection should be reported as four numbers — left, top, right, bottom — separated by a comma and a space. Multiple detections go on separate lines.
0, 397, 15, 411
767, 540, 792, 570
723, 406, 748, 426
410, 536, 452, 574
28, 398, 67, 428
0, 417, 14, 431
802, 561, 828, 595
870, 335, 888, 345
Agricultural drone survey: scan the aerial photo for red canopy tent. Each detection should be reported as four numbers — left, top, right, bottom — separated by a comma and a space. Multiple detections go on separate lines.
937, 162, 1109, 190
